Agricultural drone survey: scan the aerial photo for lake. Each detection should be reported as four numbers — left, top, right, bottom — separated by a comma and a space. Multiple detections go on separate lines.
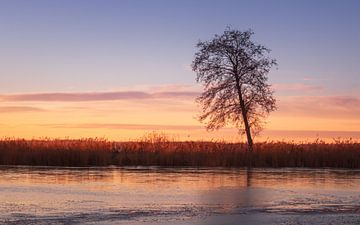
0, 166, 359, 225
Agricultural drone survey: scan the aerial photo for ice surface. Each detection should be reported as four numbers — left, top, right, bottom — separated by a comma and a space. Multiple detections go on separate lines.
0, 166, 359, 224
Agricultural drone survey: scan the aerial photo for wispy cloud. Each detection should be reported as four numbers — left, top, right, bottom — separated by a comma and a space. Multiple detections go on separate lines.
273, 83, 323, 92
302, 76, 314, 81
0, 106, 45, 113
325, 96, 360, 107
152, 91, 199, 98
0, 91, 200, 102
43, 123, 204, 130
276, 95, 360, 119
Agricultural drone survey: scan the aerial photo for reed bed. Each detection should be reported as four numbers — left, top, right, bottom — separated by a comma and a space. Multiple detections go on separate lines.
0, 136, 359, 168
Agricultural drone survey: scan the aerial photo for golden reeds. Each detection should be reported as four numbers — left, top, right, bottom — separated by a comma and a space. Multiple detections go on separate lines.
0, 136, 359, 168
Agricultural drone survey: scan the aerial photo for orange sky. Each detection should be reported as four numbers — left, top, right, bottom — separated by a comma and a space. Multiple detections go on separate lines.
1, 84, 359, 142
1, 1, 359, 143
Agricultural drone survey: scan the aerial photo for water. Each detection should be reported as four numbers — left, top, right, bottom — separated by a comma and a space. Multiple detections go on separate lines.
0, 166, 359, 225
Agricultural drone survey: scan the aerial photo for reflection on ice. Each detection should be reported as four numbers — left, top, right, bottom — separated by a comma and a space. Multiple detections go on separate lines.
0, 166, 359, 225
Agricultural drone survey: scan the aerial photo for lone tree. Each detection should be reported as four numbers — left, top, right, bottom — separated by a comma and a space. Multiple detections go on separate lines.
192, 28, 277, 151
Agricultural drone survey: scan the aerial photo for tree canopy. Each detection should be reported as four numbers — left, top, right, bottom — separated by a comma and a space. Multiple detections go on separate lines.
192, 28, 277, 150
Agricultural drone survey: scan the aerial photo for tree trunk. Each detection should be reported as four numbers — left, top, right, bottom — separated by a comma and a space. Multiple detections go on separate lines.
243, 117, 253, 151
235, 79, 253, 152
241, 105, 253, 151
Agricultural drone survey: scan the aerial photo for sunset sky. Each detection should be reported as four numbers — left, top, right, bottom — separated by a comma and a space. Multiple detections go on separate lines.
0, 0, 359, 142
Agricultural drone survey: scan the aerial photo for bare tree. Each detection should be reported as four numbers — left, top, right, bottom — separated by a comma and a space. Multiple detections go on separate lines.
192, 28, 277, 151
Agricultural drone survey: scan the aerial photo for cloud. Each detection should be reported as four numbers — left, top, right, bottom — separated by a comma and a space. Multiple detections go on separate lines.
0, 106, 45, 113
276, 95, 360, 119
0, 91, 150, 102
325, 96, 360, 107
0, 91, 200, 102
273, 83, 323, 92
152, 91, 199, 98
143, 84, 201, 92
43, 123, 204, 130
302, 77, 314, 81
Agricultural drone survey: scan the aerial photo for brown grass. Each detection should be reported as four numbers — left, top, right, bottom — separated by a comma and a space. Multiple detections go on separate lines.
0, 135, 359, 168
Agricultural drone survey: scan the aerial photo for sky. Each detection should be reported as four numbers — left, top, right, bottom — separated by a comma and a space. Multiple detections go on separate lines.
0, 0, 359, 142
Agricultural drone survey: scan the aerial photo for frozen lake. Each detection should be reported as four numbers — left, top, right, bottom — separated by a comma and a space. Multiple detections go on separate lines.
0, 166, 359, 225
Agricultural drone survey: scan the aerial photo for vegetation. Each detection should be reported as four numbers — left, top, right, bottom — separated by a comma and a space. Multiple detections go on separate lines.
192, 28, 277, 151
0, 135, 359, 168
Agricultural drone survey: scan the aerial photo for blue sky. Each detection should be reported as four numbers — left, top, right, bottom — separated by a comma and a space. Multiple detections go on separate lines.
0, 0, 359, 140
0, 0, 359, 94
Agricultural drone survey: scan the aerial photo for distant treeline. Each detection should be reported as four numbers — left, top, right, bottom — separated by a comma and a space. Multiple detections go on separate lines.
0, 137, 359, 168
